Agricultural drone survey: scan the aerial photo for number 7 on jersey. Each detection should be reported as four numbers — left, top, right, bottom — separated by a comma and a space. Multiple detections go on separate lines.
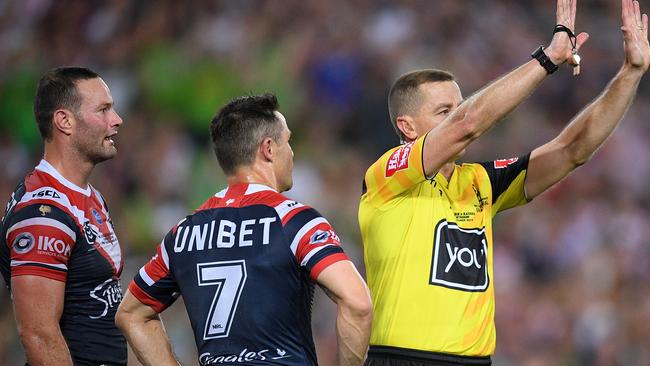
197, 260, 247, 340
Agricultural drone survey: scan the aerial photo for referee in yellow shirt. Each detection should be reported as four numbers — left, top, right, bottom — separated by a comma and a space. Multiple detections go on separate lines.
359, 0, 650, 364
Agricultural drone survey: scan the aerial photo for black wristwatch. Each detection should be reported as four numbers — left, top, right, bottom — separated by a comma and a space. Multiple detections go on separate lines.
531, 46, 558, 74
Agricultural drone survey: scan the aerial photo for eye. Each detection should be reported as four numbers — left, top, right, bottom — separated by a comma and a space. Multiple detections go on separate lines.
438, 109, 450, 116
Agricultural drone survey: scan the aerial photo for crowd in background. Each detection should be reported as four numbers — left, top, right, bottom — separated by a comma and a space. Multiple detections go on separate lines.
1, 0, 650, 365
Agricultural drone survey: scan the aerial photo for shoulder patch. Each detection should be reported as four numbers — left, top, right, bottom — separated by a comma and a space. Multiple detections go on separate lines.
494, 157, 518, 169
386, 142, 414, 177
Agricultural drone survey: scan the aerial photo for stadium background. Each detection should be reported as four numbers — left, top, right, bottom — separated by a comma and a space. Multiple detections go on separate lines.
1, 0, 650, 365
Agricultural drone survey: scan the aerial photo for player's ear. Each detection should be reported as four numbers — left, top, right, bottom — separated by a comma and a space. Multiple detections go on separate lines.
52, 109, 74, 136
396, 116, 417, 141
259, 137, 274, 162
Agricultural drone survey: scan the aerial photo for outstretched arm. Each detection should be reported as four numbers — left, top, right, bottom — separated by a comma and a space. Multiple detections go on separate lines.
526, 0, 649, 199
317, 261, 373, 366
422, 0, 589, 177
115, 290, 180, 366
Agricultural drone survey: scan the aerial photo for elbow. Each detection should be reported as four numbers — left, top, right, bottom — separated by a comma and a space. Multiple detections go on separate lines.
565, 143, 593, 168
342, 294, 374, 329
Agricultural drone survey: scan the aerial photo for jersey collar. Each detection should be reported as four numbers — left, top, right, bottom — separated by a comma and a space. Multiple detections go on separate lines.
36, 159, 92, 197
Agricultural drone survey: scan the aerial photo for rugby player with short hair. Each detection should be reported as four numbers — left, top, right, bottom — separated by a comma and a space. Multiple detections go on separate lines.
360, 0, 649, 364
116, 93, 373, 366
0, 67, 127, 365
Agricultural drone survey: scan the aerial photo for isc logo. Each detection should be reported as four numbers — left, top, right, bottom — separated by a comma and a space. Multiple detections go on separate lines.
429, 220, 489, 292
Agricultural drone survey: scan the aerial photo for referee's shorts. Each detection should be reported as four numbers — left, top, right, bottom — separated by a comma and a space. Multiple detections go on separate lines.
365, 346, 492, 366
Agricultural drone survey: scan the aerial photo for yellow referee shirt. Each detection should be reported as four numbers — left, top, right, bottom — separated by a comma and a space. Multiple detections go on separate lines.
359, 135, 529, 357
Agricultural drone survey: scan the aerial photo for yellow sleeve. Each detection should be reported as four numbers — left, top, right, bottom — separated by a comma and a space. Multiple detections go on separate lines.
362, 136, 426, 208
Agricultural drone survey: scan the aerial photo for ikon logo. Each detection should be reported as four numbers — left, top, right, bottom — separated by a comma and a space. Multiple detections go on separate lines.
430, 220, 489, 292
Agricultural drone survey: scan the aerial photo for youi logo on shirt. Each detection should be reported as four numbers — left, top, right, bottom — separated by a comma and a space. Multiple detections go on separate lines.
429, 220, 489, 292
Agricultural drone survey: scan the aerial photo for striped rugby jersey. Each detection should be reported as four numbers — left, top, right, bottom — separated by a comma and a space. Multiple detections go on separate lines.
129, 183, 349, 366
359, 135, 529, 358
0, 159, 126, 365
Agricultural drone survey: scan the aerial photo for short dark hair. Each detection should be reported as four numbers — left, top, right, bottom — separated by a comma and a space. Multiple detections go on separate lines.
388, 69, 455, 141
33, 67, 101, 140
210, 93, 282, 175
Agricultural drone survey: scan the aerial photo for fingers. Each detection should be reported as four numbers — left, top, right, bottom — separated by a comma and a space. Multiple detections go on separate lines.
644, 13, 648, 38
622, 0, 631, 26
634, 0, 642, 27
575, 32, 590, 51
571, 0, 577, 25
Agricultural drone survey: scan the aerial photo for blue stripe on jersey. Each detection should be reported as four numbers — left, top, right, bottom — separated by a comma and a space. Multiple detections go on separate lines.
304, 245, 344, 273
133, 273, 180, 308
283, 207, 321, 239
5, 203, 78, 236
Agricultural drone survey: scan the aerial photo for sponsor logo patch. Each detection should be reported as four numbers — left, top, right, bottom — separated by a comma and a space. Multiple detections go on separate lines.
91, 209, 103, 224
385, 142, 414, 177
430, 220, 489, 292
309, 230, 330, 244
494, 157, 518, 169
13, 232, 35, 254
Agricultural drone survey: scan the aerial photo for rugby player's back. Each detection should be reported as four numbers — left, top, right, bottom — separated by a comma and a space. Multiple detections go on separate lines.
130, 183, 348, 365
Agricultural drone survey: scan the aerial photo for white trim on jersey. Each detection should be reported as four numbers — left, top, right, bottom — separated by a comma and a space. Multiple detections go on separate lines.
300, 244, 335, 266
139, 267, 155, 286
160, 241, 170, 270
290, 217, 328, 255
245, 184, 276, 195
36, 160, 91, 196
273, 200, 305, 221
6, 217, 77, 242
11, 260, 67, 271
215, 188, 227, 198
18, 186, 87, 226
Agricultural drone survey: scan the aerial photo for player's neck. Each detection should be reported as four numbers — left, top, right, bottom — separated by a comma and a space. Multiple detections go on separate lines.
43, 145, 93, 189
228, 166, 278, 191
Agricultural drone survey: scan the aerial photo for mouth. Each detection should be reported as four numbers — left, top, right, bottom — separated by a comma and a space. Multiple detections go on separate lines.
105, 133, 117, 146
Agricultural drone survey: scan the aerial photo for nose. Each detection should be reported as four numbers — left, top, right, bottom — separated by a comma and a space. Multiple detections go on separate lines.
112, 109, 124, 127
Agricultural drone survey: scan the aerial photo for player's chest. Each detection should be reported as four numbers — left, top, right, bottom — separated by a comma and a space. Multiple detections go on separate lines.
70, 200, 122, 277
417, 178, 491, 226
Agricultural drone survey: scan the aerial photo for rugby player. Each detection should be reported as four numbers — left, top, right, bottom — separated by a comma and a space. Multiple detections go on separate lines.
116, 93, 373, 366
0, 67, 127, 365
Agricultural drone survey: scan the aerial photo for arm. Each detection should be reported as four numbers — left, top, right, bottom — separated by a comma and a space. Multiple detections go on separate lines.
422, 0, 589, 177
317, 260, 373, 366
115, 289, 180, 366
12, 276, 73, 366
526, 0, 650, 199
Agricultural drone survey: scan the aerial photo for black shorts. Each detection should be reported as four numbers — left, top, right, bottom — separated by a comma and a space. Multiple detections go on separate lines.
365, 346, 492, 366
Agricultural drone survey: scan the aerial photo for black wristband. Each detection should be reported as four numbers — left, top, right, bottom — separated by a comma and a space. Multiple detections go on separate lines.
531, 46, 558, 74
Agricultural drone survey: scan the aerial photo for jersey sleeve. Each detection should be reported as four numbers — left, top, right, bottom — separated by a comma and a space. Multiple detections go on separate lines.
478, 153, 531, 215
128, 230, 180, 313
5, 203, 78, 282
362, 136, 427, 208
276, 200, 349, 281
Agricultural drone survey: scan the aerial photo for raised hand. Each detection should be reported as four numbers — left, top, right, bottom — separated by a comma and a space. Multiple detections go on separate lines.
545, 0, 590, 65
621, 0, 650, 71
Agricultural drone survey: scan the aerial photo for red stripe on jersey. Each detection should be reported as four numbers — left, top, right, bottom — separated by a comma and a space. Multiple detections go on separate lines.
295, 223, 341, 263
310, 254, 349, 281
7, 224, 74, 279
128, 281, 167, 313
281, 205, 310, 225
142, 246, 171, 282
12, 266, 67, 282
